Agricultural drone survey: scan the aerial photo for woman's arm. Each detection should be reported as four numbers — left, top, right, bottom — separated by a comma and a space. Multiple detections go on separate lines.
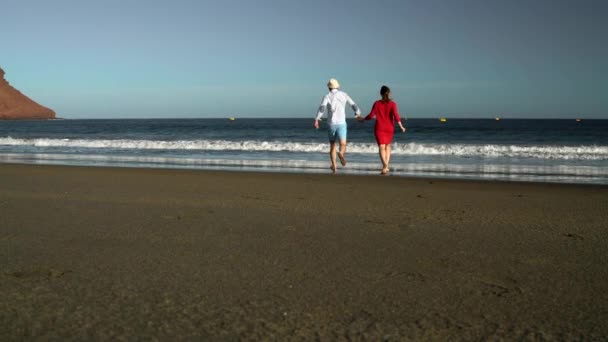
364, 102, 377, 120
397, 120, 406, 133
391, 101, 402, 122
393, 102, 406, 132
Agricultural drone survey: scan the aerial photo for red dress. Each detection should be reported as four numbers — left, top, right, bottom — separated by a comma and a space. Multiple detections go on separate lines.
364, 100, 401, 145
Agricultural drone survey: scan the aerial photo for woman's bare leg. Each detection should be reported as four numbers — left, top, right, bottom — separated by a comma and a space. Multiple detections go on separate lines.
385, 144, 391, 171
379, 144, 389, 174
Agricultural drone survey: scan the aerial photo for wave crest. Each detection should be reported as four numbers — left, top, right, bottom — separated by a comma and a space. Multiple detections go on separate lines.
1, 137, 607, 160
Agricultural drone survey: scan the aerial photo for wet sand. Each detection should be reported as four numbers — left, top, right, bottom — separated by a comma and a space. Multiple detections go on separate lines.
1, 164, 607, 340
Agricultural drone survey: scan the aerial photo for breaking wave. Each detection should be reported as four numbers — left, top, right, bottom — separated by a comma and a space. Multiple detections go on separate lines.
1, 137, 607, 160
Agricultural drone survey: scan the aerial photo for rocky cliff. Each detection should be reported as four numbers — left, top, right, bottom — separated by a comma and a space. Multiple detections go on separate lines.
0, 67, 56, 120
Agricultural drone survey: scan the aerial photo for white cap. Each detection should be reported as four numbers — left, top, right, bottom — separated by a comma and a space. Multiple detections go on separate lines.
327, 78, 340, 89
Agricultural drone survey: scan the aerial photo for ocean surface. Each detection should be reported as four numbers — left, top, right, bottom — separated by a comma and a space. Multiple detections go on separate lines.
0, 118, 607, 184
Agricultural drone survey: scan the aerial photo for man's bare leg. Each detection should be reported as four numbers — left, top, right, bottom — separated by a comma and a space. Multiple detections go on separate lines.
329, 142, 337, 173
338, 140, 347, 166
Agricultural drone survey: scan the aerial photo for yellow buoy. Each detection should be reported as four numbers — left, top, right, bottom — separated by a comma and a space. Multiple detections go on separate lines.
439, 118, 447, 122
228, 117, 236, 121
495, 117, 501, 121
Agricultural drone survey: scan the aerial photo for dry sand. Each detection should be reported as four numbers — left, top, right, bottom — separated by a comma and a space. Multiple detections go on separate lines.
1, 164, 607, 340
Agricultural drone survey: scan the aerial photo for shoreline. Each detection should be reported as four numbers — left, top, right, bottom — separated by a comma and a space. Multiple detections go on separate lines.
1, 163, 607, 339
1, 161, 607, 187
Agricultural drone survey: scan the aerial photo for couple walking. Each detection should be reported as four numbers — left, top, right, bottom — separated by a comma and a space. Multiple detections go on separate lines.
314, 78, 406, 175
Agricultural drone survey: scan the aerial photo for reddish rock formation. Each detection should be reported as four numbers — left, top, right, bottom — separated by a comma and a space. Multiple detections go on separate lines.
0, 67, 55, 120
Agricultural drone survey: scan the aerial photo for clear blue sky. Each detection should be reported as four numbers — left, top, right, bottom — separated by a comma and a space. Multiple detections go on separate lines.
2, 0, 607, 118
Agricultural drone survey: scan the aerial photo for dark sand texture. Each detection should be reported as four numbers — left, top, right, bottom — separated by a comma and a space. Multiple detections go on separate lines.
1, 164, 607, 340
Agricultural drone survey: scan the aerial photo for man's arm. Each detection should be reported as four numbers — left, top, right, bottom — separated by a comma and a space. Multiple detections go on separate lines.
345, 94, 362, 117
314, 95, 329, 129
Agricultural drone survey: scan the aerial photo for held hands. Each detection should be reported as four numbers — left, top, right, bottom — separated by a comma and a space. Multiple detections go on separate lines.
356, 114, 364, 122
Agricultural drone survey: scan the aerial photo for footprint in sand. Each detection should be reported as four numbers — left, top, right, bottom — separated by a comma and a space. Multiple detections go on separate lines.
365, 219, 386, 225
382, 271, 426, 283
0, 233, 17, 241
161, 215, 183, 220
478, 281, 522, 297
563, 233, 584, 240
5, 268, 71, 281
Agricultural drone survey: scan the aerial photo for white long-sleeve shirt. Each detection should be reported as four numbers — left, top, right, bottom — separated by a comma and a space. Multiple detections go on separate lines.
315, 89, 361, 125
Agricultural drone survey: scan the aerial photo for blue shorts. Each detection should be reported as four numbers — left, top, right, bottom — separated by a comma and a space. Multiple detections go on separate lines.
328, 123, 347, 142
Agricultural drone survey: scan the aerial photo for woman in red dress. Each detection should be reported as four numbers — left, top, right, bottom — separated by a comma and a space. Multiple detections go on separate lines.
361, 85, 406, 175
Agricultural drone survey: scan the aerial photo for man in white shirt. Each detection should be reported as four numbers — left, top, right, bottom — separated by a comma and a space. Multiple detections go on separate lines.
314, 78, 362, 173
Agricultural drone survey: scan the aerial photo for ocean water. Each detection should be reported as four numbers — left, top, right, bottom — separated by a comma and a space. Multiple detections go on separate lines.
0, 118, 607, 184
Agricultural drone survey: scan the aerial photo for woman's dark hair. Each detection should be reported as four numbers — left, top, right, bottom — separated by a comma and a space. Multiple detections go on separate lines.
380, 85, 391, 99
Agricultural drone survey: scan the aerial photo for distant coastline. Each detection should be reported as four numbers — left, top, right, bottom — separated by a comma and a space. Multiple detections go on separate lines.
0, 67, 55, 120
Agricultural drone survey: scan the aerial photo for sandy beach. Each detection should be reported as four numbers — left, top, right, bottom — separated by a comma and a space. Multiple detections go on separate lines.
1, 164, 607, 340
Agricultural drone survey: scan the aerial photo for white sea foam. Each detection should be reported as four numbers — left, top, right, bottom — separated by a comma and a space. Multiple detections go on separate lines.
1, 137, 607, 160
1, 153, 607, 184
